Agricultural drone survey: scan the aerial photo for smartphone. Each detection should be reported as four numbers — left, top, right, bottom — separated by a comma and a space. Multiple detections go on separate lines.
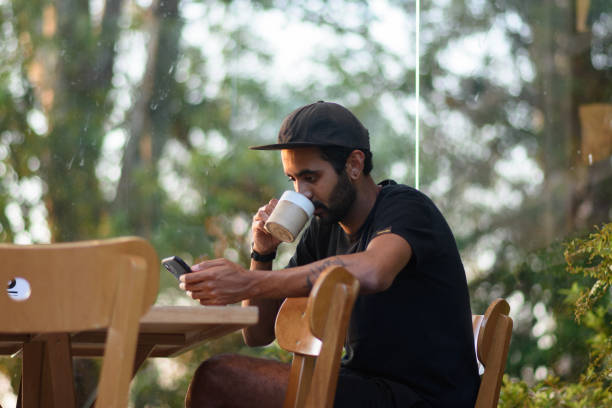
161, 256, 192, 281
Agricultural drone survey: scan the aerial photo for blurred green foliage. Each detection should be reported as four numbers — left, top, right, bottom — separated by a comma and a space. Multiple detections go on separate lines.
499, 222, 612, 407
564, 223, 612, 322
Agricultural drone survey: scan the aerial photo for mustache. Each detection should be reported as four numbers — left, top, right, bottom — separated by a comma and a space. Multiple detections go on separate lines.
312, 201, 328, 211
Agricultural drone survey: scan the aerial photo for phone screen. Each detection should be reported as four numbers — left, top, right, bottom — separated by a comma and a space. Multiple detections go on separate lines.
161, 256, 192, 281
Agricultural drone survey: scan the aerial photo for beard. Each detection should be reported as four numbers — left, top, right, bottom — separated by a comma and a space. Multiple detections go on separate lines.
313, 171, 356, 224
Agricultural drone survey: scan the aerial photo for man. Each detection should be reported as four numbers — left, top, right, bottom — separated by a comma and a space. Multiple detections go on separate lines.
181, 101, 480, 407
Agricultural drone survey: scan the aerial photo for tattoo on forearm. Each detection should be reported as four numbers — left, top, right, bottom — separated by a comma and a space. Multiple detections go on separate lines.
305, 257, 346, 290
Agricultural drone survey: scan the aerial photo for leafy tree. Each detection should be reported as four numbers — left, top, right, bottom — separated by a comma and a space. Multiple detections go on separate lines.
0, 0, 610, 404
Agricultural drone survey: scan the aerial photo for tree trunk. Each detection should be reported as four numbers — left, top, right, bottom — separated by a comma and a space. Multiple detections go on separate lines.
40, 0, 124, 242
114, 0, 182, 237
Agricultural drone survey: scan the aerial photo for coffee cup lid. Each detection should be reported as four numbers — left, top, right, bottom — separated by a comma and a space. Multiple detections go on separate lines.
279, 191, 315, 216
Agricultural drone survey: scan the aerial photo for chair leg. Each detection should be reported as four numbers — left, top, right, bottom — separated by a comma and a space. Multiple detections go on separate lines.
284, 355, 315, 408
306, 286, 349, 408
21, 342, 44, 408
132, 344, 155, 377
44, 334, 76, 408
83, 344, 155, 408
96, 259, 146, 407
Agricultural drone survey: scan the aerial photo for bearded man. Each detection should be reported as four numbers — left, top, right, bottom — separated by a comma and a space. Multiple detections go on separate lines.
181, 101, 480, 408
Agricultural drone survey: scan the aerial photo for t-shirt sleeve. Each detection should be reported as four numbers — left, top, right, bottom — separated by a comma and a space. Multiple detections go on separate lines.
371, 188, 445, 266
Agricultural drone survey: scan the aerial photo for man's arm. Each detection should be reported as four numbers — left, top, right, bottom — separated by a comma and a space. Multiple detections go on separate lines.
181, 232, 412, 308
241, 199, 283, 347
251, 233, 412, 297
241, 258, 283, 347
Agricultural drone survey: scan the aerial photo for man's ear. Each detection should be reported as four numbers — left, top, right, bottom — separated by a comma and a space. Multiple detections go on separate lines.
346, 150, 365, 180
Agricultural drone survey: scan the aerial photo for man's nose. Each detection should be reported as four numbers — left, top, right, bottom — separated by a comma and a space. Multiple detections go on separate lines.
295, 183, 313, 200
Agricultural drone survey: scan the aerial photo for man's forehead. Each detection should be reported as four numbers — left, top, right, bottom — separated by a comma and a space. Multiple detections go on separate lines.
281, 146, 319, 157
281, 147, 321, 163
281, 148, 326, 172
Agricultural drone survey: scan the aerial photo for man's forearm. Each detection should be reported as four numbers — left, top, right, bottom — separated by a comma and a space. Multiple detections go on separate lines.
248, 256, 350, 299
241, 258, 280, 346
241, 256, 349, 345
247, 248, 400, 299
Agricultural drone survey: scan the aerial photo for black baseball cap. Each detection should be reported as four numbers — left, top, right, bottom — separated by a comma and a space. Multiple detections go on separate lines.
249, 101, 370, 151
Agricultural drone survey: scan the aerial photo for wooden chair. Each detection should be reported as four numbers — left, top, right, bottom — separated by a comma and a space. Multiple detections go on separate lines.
472, 298, 513, 408
275, 266, 359, 408
0, 236, 159, 408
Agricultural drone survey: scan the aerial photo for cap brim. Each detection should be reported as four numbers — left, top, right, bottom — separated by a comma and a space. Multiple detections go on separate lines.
249, 142, 332, 150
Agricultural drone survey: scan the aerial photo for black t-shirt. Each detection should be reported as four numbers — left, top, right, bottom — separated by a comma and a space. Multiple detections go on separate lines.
287, 180, 480, 407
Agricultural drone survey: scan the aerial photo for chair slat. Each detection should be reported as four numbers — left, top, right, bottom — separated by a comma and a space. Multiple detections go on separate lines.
473, 298, 513, 408
276, 266, 359, 408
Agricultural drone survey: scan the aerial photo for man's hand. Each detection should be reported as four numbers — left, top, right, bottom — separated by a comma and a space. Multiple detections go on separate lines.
180, 258, 256, 305
252, 199, 282, 255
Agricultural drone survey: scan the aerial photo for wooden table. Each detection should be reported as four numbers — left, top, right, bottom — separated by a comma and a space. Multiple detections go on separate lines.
0, 305, 258, 406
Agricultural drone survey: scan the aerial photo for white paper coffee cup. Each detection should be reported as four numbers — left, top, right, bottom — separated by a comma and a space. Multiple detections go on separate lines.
264, 191, 315, 242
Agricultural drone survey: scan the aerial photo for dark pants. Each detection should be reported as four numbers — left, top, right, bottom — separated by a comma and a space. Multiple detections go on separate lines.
334, 367, 431, 408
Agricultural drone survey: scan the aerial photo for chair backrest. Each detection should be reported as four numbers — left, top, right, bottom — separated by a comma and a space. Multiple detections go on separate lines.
472, 298, 513, 408
0, 236, 159, 407
275, 266, 359, 408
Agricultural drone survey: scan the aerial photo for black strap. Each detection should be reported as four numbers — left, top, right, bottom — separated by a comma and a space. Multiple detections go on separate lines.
250, 248, 276, 262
